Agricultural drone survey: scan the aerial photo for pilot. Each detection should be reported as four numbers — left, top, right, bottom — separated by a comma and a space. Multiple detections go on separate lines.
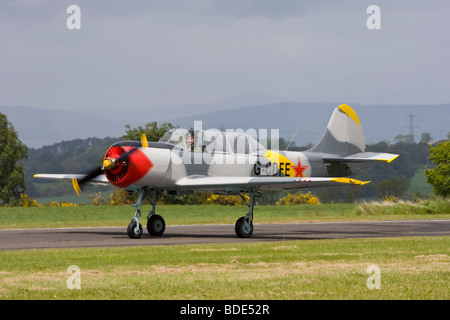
187, 130, 202, 152
187, 134, 194, 151
187, 131, 195, 151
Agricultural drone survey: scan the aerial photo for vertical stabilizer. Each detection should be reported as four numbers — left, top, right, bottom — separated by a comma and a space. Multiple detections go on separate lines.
309, 104, 365, 155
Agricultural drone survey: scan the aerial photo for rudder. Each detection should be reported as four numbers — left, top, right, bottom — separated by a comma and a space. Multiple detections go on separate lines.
309, 104, 365, 156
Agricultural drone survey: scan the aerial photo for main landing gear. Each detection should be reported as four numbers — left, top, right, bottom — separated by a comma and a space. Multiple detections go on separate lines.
127, 188, 260, 239
234, 190, 259, 238
127, 188, 166, 239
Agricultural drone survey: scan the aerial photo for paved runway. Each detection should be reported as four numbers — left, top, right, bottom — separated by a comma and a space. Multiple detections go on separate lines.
1, 219, 449, 250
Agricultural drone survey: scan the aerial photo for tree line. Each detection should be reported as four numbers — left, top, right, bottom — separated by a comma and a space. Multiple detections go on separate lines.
0, 112, 448, 205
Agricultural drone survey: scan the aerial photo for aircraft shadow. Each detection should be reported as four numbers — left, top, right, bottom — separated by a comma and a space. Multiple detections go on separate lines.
65, 225, 412, 242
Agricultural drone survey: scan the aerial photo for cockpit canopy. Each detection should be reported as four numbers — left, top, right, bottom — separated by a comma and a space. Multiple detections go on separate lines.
158, 128, 266, 155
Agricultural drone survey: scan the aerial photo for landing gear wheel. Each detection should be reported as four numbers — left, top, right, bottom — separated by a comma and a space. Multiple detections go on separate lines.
127, 221, 143, 239
235, 217, 253, 238
147, 214, 166, 236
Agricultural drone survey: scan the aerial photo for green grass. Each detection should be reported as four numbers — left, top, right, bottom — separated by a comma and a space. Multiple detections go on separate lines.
0, 236, 448, 299
1, 199, 448, 300
1, 198, 449, 229
356, 197, 450, 216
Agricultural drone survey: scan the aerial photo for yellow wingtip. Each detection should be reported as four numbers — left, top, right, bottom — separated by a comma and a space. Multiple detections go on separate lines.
72, 177, 81, 195
338, 104, 361, 126
141, 133, 148, 148
33, 174, 39, 178
331, 178, 371, 185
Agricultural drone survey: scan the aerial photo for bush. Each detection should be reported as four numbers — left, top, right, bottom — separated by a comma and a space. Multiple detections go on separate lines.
110, 188, 134, 205
88, 192, 109, 206
48, 200, 77, 207
275, 191, 320, 205
205, 194, 250, 206
19, 193, 41, 207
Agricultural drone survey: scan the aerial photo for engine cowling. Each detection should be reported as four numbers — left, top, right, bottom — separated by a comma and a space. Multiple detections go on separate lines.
103, 145, 153, 188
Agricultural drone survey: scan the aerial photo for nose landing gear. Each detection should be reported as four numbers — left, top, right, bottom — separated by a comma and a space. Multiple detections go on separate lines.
127, 188, 165, 239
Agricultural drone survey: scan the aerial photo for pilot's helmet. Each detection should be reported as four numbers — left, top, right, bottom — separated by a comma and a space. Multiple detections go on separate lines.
187, 129, 195, 143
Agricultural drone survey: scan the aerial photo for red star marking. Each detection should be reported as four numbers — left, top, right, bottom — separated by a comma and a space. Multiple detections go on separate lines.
291, 157, 308, 177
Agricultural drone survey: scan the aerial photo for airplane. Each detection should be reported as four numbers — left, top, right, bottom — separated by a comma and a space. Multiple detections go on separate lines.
34, 104, 398, 239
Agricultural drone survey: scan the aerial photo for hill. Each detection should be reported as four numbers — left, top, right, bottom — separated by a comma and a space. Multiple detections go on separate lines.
164, 102, 450, 147
23, 135, 434, 202
0, 106, 131, 149
24, 137, 117, 198
2, 103, 448, 149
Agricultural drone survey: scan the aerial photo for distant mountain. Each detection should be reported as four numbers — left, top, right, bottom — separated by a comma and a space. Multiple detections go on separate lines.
124, 93, 286, 122
0, 105, 134, 148
165, 102, 450, 147
1, 103, 448, 149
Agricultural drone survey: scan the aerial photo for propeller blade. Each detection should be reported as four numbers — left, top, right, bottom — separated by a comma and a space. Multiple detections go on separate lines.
72, 177, 82, 196
73, 166, 104, 194
141, 133, 148, 148
110, 134, 147, 165
72, 135, 148, 195
114, 147, 138, 163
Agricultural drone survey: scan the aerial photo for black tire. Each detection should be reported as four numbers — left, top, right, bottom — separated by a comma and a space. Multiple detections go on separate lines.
127, 221, 143, 239
147, 214, 166, 236
235, 217, 253, 238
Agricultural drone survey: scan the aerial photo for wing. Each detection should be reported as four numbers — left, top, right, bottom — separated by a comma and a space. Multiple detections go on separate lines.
33, 174, 111, 186
175, 175, 370, 193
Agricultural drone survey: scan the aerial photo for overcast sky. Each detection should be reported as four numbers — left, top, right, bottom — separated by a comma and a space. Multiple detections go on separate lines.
1, 0, 449, 120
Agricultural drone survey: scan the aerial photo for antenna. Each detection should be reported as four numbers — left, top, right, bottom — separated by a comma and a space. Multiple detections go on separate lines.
407, 112, 418, 142
285, 126, 299, 151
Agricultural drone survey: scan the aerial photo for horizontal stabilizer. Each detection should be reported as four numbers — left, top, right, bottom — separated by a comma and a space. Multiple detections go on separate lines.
323, 152, 399, 163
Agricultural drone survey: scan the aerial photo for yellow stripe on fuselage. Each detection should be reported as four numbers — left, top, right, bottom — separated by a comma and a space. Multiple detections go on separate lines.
263, 150, 296, 177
